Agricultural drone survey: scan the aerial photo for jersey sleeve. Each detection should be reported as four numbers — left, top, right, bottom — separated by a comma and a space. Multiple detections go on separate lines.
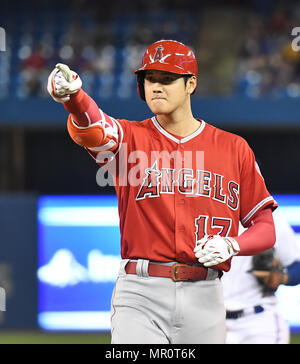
239, 139, 277, 227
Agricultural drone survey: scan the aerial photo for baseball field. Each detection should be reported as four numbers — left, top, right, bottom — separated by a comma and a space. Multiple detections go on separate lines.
0, 331, 111, 344
0, 331, 299, 344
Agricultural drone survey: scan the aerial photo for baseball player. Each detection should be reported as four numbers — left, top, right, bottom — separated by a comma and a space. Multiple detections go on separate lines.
223, 209, 300, 344
47, 40, 277, 344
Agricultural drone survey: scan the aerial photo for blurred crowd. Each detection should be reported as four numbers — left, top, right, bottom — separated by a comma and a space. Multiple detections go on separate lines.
0, 0, 198, 99
1, 0, 300, 99
236, 4, 300, 98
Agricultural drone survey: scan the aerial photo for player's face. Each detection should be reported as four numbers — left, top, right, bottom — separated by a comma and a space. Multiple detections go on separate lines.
144, 70, 195, 116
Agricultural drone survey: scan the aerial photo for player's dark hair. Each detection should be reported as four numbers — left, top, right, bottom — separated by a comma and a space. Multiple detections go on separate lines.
183, 75, 191, 85
183, 75, 196, 95
137, 72, 146, 101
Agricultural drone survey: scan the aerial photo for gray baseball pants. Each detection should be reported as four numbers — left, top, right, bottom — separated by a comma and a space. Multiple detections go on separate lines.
110, 259, 226, 344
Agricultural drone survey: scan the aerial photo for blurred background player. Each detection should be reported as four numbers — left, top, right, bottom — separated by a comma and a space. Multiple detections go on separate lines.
223, 208, 300, 344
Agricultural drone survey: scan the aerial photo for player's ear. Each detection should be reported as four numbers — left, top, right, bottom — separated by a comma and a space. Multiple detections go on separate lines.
186, 76, 197, 95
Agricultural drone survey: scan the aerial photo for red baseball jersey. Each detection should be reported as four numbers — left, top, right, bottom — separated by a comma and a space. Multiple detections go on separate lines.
85, 115, 277, 264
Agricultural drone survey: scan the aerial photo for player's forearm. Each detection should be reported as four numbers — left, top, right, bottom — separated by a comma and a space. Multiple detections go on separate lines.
63, 88, 101, 127
235, 207, 276, 255
63, 89, 119, 152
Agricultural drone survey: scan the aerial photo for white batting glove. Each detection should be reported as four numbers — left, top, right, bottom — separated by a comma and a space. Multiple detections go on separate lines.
194, 235, 240, 267
47, 63, 82, 103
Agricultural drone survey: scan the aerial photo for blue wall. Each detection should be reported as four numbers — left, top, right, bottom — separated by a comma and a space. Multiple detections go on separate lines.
0, 195, 38, 329
1, 193, 300, 330
0, 96, 300, 127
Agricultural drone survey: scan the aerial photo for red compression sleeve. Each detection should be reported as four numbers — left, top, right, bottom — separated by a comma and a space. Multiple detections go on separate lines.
235, 207, 276, 255
63, 89, 101, 127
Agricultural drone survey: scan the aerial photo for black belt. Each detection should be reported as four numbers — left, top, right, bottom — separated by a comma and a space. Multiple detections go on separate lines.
226, 305, 264, 319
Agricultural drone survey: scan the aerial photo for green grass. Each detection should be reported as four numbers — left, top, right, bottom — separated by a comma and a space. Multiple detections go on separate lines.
0, 331, 299, 344
0, 331, 111, 344
291, 334, 300, 344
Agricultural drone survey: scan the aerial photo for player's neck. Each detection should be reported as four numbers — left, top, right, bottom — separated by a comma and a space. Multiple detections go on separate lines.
156, 109, 200, 138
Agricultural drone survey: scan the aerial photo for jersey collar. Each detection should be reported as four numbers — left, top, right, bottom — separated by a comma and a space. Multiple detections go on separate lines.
151, 117, 206, 144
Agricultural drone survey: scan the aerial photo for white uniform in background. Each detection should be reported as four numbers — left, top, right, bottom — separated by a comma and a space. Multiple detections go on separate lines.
222, 209, 300, 344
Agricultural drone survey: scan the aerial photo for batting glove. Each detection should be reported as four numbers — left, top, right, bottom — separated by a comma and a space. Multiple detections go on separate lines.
47, 63, 82, 103
194, 235, 240, 270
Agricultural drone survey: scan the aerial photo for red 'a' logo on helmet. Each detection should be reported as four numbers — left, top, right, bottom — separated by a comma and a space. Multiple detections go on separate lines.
153, 46, 164, 62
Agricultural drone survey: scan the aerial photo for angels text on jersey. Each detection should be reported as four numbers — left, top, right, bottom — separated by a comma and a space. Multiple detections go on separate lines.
135, 160, 239, 211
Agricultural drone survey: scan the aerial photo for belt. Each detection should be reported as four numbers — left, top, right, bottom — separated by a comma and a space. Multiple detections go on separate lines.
226, 305, 264, 319
125, 261, 214, 282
